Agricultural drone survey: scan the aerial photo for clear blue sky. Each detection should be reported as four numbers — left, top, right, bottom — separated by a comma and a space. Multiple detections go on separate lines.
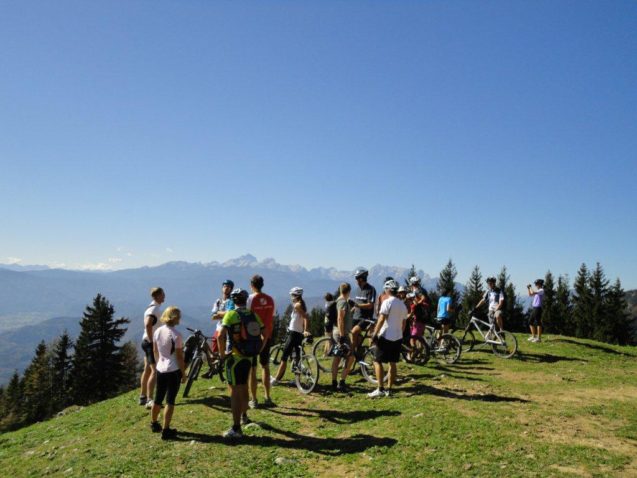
1, 1, 636, 290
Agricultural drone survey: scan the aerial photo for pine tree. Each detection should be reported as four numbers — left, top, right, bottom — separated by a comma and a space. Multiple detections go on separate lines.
0, 386, 4, 421
50, 332, 73, 412
541, 271, 556, 333
601, 279, 632, 345
554, 275, 572, 335
118, 341, 142, 394
589, 263, 609, 342
0, 371, 24, 431
437, 260, 460, 304
71, 294, 130, 405
460, 266, 484, 326
22, 341, 52, 424
572, 264, 592, 338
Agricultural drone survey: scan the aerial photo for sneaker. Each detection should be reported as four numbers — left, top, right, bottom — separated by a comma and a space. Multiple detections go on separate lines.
161, 427, 177, 440
367, 388, 385, 398
145, 399, 154, 410
150, 421, 162, 433
535, 337, 542, 343
530, 337, 538, 343
263, 397, 274, 407
241, 414, 252, 426
138, 395, 147, 406
336, 380, 348, 392
527, 336, 535, 341
384, 389, 391, 397
223, 427, 243, 439
248, 399, 258, 409
270, 377, 279, 386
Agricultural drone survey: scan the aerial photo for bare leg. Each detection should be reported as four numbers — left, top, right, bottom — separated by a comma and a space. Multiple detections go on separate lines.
388, 362, 397, 389
162, 404, 174, 429
530, 325, 536, 338
374, 361, 384, 387
331, 356, 340, 382
151, 402, 161, 423
147, 364, 156, 400
275, 361, 287, 381
341, 354, 355, 381
249, 366, 257, 401
230, 386, 242, 427
537, 325, 543, 340
261, 365, 271, 399
140, 360, 151, 397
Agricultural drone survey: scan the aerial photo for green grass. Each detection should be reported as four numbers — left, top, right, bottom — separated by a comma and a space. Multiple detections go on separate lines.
1, 335, 636, 478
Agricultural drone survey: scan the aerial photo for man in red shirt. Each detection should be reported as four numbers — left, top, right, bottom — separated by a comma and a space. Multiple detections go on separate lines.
247, 275, 276, 408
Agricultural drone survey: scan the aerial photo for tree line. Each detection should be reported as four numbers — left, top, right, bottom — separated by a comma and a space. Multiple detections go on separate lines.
0, 294, 140, 432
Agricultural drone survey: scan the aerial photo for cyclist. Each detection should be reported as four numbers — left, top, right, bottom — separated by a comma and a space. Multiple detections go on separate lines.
475, 277, 505, 332
409, 276, 432, 321
271, 287, 310, 386
332, 282, 354, 392
140, 287, 165, 409
211, 280, 235, 355
375, 276, 395, 316
218, 289, 265, 439
527, 279, 545, 343
150, 306, 186, 440
368, 280, 407, 398
323, 292, 337, 357
435, 288, 454, 336
247, 275, 275, 408
351, 268, 377, 352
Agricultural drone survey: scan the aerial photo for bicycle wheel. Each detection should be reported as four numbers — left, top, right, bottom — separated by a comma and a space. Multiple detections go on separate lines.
404, 336, 430, 365
491, 330, 518, 358
436, 334, 462, 364
454, 329, 477, 353
295, 353, 319, 394
360, 347, 389, 385
269, 344, 283, 376
183, 355, 202, 398
312, 336, 335, 373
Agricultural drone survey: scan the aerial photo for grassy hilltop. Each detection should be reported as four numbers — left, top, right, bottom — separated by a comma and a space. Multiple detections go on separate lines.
1, 336, 636, 478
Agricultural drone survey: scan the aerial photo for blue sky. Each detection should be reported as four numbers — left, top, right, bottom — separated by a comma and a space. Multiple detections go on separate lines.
1, 1, 636, 290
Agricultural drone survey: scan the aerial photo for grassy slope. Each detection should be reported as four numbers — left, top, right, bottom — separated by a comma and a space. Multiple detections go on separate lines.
1, 335, 636, 478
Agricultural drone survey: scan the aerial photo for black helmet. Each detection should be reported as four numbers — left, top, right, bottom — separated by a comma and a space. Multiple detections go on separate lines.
230, 288, 249, 303
354, 268, 369, 279
534, 279, 544, 286
486, 277, 496, 284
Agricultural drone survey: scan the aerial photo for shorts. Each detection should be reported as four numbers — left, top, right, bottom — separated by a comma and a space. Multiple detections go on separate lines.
155, 369, 181, 406
281, 331, 304, 362
141, 339, 155, 365
410, 321, 426, 337
436, 317, 452, 326
374, 337, 401, 363
529, 307, 543, 327
225, 355, 252, 386
488, 310, 503, 324
210, 330, 219, 354
353, 318, 373, 332
257, 338, 272, 367
324, 319, 335, 335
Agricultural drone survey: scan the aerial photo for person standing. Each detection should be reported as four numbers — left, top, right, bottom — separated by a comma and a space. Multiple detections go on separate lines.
475, 277, 505, 331
218, 289, 265, 439
150, 306, 186, 440
527, 279, 545, 343
140, 287, 165, 409
368, 280, 407, 398
436, 288, 454, 335
332, 282, 355, 392
351, 268, 377, 351
211, 280, 235, 354
247, 275, 275, 408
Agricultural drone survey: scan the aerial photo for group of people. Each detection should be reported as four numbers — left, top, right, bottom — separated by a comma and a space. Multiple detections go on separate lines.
137, 268, 546, 440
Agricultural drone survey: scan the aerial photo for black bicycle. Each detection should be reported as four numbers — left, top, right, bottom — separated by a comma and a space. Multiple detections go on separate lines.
269, 334, 320, 394
182, 327, 225, 398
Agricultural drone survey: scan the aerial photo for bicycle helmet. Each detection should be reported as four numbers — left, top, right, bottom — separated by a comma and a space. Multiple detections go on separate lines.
222, 279, 235, 288
486, 277, 496, 284
409, 276, 421, 285
289, 287, 304, 297
354, 268, 369, 279
397, 286, 407, 293
230, 288, 249, 303
383, 279, 400, 291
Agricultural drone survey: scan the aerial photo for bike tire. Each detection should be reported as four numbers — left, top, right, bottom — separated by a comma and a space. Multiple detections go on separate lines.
312, 336, 336, 373
436, 334, 462, 364
183, 355, 202, 398
295, 353, 319, 394
491, 330, 518, 358
454, 329, 477, 353
269, 344, 283, 377
360, 347, 389, 385
403, 335, 430, 365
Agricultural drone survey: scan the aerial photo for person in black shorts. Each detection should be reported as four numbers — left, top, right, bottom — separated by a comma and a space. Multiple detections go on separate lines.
140, 287, 165, 408
351, 268, 377, 351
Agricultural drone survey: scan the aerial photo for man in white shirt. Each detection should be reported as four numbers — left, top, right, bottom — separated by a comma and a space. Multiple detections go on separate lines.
368, 280, 407, 398
139, 287, 165, 408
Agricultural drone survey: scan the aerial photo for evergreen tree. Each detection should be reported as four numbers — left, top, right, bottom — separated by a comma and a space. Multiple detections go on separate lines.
118, 341, 142, 394
589, 262, 609, 342
572, 264, 592, 338
22, 341, 52, 424
554, 275, 572, 335
541, 271, 556, 333
71, 294, 130, 405
308, 307, 325, 338
437, 260, 460, 304
460, 266, 485, 326
601, 279, 632, 345
0, 371, 24, 431
50, 331, 73, 412
0, 386, 4, 421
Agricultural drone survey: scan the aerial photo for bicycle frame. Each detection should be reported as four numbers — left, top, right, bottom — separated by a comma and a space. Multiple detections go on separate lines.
467, 316, 506, 345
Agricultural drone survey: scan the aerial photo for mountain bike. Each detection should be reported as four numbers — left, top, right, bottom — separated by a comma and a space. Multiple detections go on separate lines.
269, 335, 320, 394
423, 324, 462, 364
454, 310, 518, 358
182, 328, 225, 398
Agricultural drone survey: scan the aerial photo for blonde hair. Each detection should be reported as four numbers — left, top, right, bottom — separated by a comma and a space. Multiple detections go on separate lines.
151, 287, 164, 300
160, 306, 181, 326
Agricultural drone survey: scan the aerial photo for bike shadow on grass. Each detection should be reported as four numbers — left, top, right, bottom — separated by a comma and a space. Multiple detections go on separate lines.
552, 338, 636, 357
183, 394, 231, 412
517, 351, 587, 364
396, 383, 530, 403
266, 406, 400, 424
172, 424, 397, 455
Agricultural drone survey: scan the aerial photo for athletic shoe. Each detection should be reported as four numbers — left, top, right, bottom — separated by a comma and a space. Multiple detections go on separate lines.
248, 399, 258, 409
150, 421, 162, 433
138, 395, 147, 406
535, 338, 542, 343
527, 336, 535, 341
367, 388, 385, 398
241, 414, 252, 425
384, 389, 391, 397
263, 397, 274, 407
270, 377, 279, 386
223, 427, 243, 439
145, 399, 154, 410
161, 427, 177, 440
336, 380, 348, 392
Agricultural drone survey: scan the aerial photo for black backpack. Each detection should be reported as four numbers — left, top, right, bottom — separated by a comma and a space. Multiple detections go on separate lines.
233, 309, 263, 357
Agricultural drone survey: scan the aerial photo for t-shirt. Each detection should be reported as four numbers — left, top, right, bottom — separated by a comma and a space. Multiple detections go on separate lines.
324, 300, 337, 326
378, 296, 407, 341
222, 308, 265, 358
336, 298, 353, 334
376, 291, 392, 316
211, 297, 235, 333
153, 325, 183, 373
142, 301, 162, 341
532, 288, 544, 308
248, 292, 275, 336
353, 283, 377, 321
437, 296, 452, 319
483, 288, 504, 311
288, 304, 305, 333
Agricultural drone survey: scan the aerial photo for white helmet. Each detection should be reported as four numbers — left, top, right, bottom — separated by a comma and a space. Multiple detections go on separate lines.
289, 287, 304, 297
409, 276, 421, 285
384, 279, 400, 291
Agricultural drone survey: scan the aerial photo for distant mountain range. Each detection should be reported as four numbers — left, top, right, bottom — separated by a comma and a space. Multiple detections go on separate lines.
0, 254, 441, 384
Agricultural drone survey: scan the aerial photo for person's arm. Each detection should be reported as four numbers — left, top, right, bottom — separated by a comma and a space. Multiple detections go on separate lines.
337, 305, 346, 337
153, 339, 159, 363
176, 338, 186, 382
299, 305, 310, 335
218, 327, 228, 358
527, 285, 536, 297
497, 295, 505, 310
373, 314, 387, 339
145, 316, 154, 343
